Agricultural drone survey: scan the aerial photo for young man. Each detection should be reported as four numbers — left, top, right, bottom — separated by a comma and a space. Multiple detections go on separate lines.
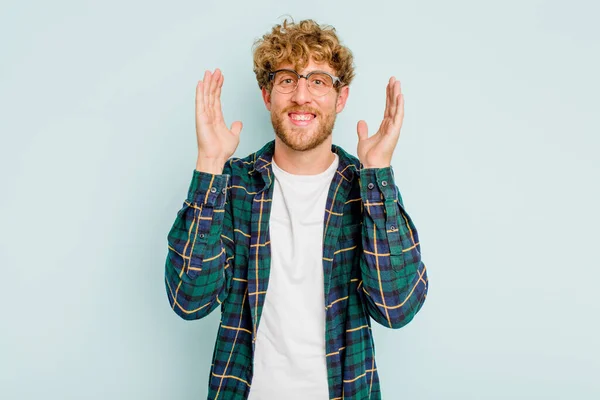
165, 19, 428, 400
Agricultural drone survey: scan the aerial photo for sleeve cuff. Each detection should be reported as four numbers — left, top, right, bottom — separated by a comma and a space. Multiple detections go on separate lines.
360, 167, 398, 201
187, 170, 230, 207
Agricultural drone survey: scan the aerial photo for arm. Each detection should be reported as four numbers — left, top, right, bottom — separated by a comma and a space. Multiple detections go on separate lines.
355, 76, 428, 328
358, 167, 428, 329
164, 167, 235, 320
165, 68, 241, 320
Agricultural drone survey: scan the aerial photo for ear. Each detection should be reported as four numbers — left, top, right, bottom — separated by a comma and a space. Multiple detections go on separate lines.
261, 87, 272, 111
335, 85, 350, 113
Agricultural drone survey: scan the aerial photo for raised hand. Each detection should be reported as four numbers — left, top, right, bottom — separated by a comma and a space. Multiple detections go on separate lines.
195, 69, 243, 174
356, 77, 404, 169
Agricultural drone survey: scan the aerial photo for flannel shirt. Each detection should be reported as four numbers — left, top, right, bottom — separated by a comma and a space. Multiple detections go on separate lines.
165, 140, 428, 399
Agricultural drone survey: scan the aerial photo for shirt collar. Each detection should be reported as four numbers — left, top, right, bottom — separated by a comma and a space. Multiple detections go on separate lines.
250, 140, 359, 190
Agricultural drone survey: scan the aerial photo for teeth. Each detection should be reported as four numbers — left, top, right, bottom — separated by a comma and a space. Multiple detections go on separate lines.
291, 114, 312, 121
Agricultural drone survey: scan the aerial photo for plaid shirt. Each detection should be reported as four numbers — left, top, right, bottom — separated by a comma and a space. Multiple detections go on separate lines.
165, 140, 428, 399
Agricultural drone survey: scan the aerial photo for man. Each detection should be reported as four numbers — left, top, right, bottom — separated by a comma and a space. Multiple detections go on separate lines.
165, 19, 428, 400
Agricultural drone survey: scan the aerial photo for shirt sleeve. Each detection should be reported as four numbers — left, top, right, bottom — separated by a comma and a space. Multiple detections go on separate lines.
164, 168, 235, 320
357, 167, 429, 329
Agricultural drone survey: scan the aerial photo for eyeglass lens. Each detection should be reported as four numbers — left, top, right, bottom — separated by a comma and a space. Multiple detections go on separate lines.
272, 71, 334, 95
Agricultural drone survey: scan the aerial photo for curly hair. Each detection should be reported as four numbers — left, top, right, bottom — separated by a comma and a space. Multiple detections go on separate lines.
252, 18, 355, 92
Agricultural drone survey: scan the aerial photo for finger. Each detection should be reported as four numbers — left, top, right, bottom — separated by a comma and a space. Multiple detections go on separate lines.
385, 77, 395, 118
214, 72, 224, 123
390, 79, 400, 120
384, 78, 392, 118
394, 93, 405, 127
389, 93, 404, 133
196, 80, 205, 115
202, 70, 212, 116
394, 80, 402, 116
208, 69, 220, 112
230, 121, 243, 136
357, 120, 369, 141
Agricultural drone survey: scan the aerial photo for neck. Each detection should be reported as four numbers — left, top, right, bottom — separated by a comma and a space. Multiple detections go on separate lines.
272, 137, 336, 175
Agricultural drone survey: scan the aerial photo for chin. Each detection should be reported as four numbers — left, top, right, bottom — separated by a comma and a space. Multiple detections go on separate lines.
272, 115, 335, 152
275, 127, 331, 152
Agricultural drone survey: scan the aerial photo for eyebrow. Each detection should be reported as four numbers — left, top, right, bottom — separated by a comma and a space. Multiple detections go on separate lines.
278, 68, 330, 74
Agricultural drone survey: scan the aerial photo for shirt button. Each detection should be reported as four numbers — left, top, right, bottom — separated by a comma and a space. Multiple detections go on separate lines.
367, 183, 375, 190
221, 188, 226, 194
210, 187, 217, 193
381, 181, 388, 187
200, 233, 205, 238
390, 225, 396, 231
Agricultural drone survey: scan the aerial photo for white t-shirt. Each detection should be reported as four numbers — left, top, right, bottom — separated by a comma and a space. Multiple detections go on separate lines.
247, 154, 339, 400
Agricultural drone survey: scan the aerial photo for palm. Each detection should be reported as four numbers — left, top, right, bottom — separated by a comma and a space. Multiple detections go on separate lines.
357, 77, 404, 168
195, 69, 242, 162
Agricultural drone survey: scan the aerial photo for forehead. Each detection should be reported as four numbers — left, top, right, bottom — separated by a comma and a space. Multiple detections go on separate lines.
275, 59, 335, 75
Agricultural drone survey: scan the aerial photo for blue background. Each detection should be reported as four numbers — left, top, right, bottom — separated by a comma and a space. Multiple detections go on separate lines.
1, 0, 598, 398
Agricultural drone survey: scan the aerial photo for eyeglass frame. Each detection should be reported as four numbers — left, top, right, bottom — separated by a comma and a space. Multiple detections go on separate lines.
267, 69, 343, 96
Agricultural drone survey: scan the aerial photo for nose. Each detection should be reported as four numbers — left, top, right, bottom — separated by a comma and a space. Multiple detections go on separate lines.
290, 78, 312, 105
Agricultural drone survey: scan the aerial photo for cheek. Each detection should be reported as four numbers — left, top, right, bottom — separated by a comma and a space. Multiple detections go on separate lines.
270, 97, 287, 112
327, 99, 340, 114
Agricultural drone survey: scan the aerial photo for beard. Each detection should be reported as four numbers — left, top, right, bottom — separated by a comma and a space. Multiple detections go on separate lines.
271, 105, 337, 152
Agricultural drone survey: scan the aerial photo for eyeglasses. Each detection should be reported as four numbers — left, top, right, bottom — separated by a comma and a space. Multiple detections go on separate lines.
268, 69, 342, 96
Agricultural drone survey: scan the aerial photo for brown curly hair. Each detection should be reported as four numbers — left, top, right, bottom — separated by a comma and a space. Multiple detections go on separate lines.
252, 18, 355, 92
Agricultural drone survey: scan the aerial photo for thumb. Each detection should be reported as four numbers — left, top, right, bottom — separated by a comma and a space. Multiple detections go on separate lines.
357, 120, 368, 141
230, 121, 243, 136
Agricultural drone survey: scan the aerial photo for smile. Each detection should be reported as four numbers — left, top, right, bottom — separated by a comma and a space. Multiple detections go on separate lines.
288, 112, 316, 126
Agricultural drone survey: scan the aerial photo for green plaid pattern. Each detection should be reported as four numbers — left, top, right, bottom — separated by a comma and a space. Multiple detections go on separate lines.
165, 140, 428, 399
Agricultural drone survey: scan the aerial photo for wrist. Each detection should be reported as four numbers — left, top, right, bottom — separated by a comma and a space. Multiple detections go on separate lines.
361, 164, 391, 169
195, 157, 226, 175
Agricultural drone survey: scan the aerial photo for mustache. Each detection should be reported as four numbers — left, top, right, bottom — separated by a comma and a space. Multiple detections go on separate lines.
283, 106, 320, 116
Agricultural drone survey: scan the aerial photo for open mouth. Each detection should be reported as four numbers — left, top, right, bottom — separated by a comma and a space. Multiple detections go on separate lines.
288, 112, 317, 126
